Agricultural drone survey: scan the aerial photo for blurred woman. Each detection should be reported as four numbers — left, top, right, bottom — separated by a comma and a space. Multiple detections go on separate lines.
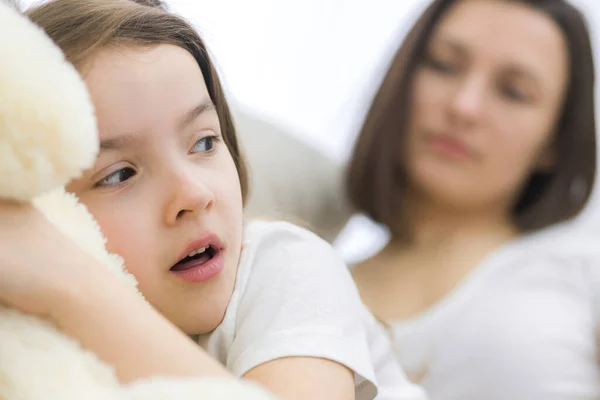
347, 0, 598, 398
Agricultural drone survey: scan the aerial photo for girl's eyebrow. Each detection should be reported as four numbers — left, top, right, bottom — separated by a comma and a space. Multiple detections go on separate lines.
99, 100, 215, 152
100, 131, 146, 152
179, 99, 215, 130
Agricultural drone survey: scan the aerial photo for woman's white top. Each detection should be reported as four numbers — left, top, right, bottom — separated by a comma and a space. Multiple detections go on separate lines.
387, 225, 600, 400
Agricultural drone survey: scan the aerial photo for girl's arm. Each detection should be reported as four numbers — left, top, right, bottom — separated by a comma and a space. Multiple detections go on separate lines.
53, 270, 232, 383
215, 221, 389, 400
0, 203, 231, 383
244, 357, 355, 400
55, 267, 356, 400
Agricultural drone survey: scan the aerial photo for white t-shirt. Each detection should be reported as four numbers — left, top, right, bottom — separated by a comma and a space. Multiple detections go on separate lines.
197, 220, 427, 400
386, 226, 600, 400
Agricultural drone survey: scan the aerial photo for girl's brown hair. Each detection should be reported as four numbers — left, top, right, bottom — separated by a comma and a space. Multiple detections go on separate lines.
347, 0, 596, 238
27, 0, 249, 201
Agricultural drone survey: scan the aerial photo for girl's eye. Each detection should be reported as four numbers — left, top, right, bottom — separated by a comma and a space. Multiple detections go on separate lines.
190, 135, 219, 154
95, 167, 136, 188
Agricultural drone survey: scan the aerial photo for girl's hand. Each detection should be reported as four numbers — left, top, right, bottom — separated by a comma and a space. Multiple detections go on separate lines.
0, 201, 110, 318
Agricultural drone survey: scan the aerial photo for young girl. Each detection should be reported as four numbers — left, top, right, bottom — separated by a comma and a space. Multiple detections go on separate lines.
0, 1, 426, 399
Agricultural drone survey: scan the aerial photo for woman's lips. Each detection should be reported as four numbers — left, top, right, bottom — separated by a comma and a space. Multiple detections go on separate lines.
428, 134, 473, 160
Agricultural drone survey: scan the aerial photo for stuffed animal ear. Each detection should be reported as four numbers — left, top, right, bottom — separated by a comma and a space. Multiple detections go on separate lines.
0, 1, 98, 202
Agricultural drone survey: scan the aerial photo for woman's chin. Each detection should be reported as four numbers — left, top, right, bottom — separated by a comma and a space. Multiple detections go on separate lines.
410, 174, 493, 212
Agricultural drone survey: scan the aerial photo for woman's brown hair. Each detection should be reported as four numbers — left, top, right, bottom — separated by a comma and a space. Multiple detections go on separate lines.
347, 0, 596, 238
26, 0, 249, 202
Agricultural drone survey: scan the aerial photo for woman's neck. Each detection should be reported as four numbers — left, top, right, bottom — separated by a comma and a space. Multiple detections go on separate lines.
354, 195, 520, 323
394, 195, 519, 253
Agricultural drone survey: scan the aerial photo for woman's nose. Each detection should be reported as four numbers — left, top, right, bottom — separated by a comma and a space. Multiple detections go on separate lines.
449, 74, 486, 124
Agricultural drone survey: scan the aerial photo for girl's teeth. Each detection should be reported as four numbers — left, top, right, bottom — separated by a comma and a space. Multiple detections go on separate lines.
188, 247, 206, 257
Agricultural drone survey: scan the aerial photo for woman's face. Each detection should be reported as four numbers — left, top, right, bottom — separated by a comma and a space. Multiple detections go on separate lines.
406, 0, 568, 213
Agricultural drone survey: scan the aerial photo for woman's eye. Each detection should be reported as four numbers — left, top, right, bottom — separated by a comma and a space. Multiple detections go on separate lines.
191, 135, 219, 154
425, 55, 458, 75
502, 84, 530, 103
96, 167, 136, 187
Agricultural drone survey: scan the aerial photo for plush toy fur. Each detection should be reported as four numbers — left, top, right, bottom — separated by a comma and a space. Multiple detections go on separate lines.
0, 2, 275, 399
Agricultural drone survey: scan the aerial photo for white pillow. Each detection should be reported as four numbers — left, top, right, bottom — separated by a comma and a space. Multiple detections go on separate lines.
235, 110, 352, 243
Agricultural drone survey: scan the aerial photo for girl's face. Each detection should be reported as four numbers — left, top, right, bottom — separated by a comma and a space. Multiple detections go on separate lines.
405, 0, 568, 214
67, 44, 244, 335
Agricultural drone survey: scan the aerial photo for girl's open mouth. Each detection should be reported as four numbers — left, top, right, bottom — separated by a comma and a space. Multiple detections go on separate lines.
169, 245, 224, 283
170, 245, 216, 271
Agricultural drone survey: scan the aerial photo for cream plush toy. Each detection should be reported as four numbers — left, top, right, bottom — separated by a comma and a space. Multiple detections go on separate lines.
0, 2, 276, 400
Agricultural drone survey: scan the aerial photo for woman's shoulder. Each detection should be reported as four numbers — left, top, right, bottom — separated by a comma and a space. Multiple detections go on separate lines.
502, 224, 600, 271
479, 227, 600, 314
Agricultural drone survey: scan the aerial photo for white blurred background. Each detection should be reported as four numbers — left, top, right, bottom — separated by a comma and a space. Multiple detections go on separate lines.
22, 0, 600, 261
